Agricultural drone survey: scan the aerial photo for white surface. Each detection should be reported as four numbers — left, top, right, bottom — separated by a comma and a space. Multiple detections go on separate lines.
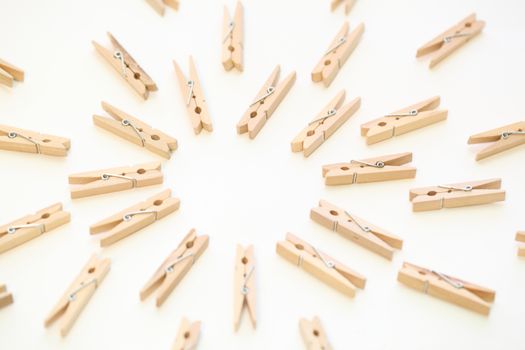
1, 0, 524, 349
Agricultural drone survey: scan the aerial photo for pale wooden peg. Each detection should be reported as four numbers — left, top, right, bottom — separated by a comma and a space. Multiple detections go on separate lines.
299, 316, 332, 350
516, 231, 525, 257
360, 96, 447, 144
276, 233, 366, 298
233, 244, 256, 331
140, 229, 208, 307
322, 152, 416, 186
0, 284, 14, 309
237, 65, 296, 139
468, 121, 525, 161
92, 32, 157, 99
409, 178, 505, 212
69, 161, 163, 199
311, 199, 403, 260
417, 13, 485, 68
93, 101, 178, 159
312, 21, 364, 87
173, 57, 213, 134
0, 124, 70, 156
398, 262, 495, 315
44, 255, 111, 337
0, 58, 24, 87
146, 0, 178, 16
291, 90, 360, 157
89, 189, 180, 247
172, 318, 200, 350
331, 0, 355, 15
0, 203, 70, 254
222, 2, 244, 72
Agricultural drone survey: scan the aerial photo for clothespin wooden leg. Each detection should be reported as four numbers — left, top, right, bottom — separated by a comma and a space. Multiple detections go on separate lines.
0, 284, 13, 309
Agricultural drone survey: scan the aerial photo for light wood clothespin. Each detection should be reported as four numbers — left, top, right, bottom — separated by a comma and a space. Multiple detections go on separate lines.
173, 57, 213, 134
299, 316, 332, 350
409, 178, 505, 212
92, 33, 157, 99
172, 318, 200, 350
0, 284, 13, 309
140, 229, 208, 306
468, 121, 525, 161
398, 262, 495, 315
45, 255, 111, 336
416, 13, 485, 68
93, 101, 178, 159
69, 162, 163, 199
312, 21, 364, 87
516, 231, 525, 257
360, 96, 447, 144
222, 2, 244, 72
0, 124, 70, 156
291, 90, 360, 157
276, 233, 366, 297
0, 203, 70, 254
0, 58, 24, 87
233, 244, 256, 331
237, 65, 296, 139
89, 189, 180, 247
322, 152, 416, 186
146, 0, 178, 16
331, 0, 354, 15
311, 199, 403, 260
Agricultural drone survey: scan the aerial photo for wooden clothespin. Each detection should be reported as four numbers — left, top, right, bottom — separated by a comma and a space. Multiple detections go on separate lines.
0, 284, 14, 309
0, 203, 70, 254
222, 2, 244, 72
291, 90, 360, 157
237, 65, 296, 139
92, 33, 157, 99
468, 121, 525, 161
311, 200, 403, 260
299, 316, 332, 350
331, 0, 354, 15
322, 152, 416, 186
0, 124, 70, 156
233, 244, 256, 331
409, 178, 505, 212
416, 13, 485, 68
69, 162, 163, 199
45, 255, 111, 336
0, 58, 24, 87
173, 57, 213, 134
397, 262, 495, 315
89, 189, 180, 247
140, 228, 208, 306
311, 21, 364, 87
360, 96, 447, 144
516, 231, 525, 257
146, 0, 178, 16
276, 233, 366, 297
93, 101, 178, 159
172, 318, 200, 350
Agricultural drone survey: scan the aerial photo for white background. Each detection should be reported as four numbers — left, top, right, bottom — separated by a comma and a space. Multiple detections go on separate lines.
1, 0, 524, 349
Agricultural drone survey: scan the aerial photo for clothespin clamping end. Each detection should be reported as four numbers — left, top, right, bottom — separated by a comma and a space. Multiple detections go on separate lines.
146, 0, 178, 16
299, 316, 332, 350
331, 0, 355, 15
44, 255, 111, 337
468, 121, 525, 161
416, 13, 485, 68
0, 284, 13, 309
172, 318, 200, 350
233, 244, 256, 331
222, 2, 244, 72
0, 58, 24, 87
516, 231, 525, 257
291, 90, 360, 157
0, 124, 70, 156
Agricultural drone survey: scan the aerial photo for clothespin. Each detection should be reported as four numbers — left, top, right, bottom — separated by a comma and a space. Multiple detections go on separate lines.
93, 101, 178, 159
416, 13, 485, 68
222, 2, 244, 72
172, 318, 200, 350
92, 33, 157, 99
299, 316, 332, 350
291, 91, 360, 157
0, 124, 70, 156
140, 229, 208, 306
311, 21, 364, 87
237, 65, 296, 139
146, 0, 178, 16
0, 58, 24, 87
89, 189, 180, 247
516, 231, 525, 257
360, 96, 447, 144
276, 233, 366, 297
409, 178, 505, 212
310, 200, 403, 260
331, 0, 354, 15
0, 203, 70, 254
322, 152, 416, 186
397, 262, 495, 315
0, 284, 13, 309
233, 244, 256, 331
69, 162, 163, 199
173, 57, 213, 134
468, 121, 525, 161
44, 254, 111, 336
